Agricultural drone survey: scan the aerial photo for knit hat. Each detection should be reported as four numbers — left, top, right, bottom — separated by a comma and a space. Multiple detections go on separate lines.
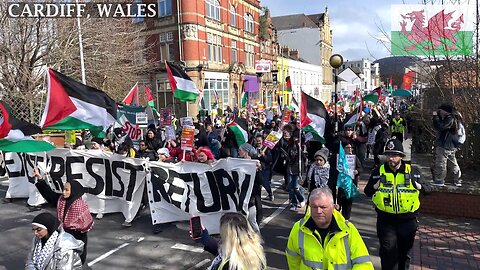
32, 212, 59, 236
314, 148, 329, 162
383, 138, 405, 157
438, 104, 453, 113
157, 148, 170, 158
239, 143, 258, 158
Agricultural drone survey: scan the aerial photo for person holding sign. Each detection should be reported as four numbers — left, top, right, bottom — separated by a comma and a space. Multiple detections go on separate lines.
306, 148, 330, 193
254, 135, 274, 201
336, 142, 361, 220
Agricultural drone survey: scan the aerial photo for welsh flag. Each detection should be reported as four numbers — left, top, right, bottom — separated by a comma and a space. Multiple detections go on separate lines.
227, 120, 248, 146
122, 82, 139, 105
166, 61, 200, 102
300, 91, 328, 143
391, 4, 475, 56
0, 101, 55, 152
40, 69, 117, 138
286, 76, 293, 92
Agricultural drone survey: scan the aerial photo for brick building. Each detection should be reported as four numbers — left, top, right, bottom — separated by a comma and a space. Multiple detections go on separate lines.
137, 0, 263, 117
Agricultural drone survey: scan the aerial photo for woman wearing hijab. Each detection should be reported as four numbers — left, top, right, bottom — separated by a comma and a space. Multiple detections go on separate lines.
26, 212, 84, 270
34, 170, 94, 265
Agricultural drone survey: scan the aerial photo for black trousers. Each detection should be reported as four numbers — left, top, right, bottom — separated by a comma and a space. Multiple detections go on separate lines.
66, 228, 88, 264
377, 216, 417, 270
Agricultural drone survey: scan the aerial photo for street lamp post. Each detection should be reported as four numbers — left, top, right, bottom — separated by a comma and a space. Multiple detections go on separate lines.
329, 54, 343, 134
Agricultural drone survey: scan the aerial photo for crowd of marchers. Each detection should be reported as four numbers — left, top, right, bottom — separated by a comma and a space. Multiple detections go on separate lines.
14, 95, 466, 270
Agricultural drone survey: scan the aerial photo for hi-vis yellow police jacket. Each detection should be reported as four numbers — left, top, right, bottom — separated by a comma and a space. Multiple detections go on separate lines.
390, 118, 405, 133
286, 210, 373, 270
372, 164, 420, 214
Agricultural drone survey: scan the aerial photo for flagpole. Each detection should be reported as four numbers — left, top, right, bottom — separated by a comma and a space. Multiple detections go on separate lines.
76, 0, 86, 84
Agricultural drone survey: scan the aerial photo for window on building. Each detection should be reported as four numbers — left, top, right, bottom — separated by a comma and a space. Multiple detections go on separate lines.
230, 5, 236, 26
159, 33, 174, 61
206, 0, 221, 21
245, 44, 254, 67
167, 32, 173, 41
132, 0, 144, 23
244, 13, 254, 33
158, 0, 172, 17
231, 41, 237, 63
207, 33, 222, 63
203, 78, 229, 111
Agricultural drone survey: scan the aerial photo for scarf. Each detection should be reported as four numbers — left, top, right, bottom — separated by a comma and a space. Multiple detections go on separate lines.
32, 230, 59, 269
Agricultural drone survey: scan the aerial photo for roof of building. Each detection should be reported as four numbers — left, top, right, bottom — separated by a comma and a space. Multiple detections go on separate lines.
271, 13, 324, 30
307, 13, 325, 25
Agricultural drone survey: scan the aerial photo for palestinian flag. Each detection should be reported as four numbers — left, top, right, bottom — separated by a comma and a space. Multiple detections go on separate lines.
40, 69, 117, 138
388, 78, 393, 93
227, 119, 248, 146
343, 108, 359, 128
289, 95, 299, 112
363, 93, 379, 104
166, 61, 200, 102
286, 76, 292, 92
145, 86, 160, 117
300, 91, 328, 143
240, 85, 248, 108
122, 82, 139, 105
0, 101, 55, 152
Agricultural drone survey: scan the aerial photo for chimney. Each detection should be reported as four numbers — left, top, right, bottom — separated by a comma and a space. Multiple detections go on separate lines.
289, 49, 299, 60
281, 46, 289, 57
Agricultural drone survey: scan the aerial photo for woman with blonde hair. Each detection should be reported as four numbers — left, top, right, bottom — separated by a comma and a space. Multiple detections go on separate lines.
198, 212, 266, 270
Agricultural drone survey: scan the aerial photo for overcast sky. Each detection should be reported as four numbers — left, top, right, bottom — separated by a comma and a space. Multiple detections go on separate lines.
262, 0, 424, 62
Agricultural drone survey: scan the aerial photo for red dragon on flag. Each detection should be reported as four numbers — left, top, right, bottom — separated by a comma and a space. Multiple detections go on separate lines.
400, 9, 463, 51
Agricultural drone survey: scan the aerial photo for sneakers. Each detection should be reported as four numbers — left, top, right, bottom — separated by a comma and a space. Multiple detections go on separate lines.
96, 213, 104, 220
299, 201, 306, 208
122, 221, 132, 228
289, 205, 297, 211
431, 181, 446, 187
454, 181, 462, 187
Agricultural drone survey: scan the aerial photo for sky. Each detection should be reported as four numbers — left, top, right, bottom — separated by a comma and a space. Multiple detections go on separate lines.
261, 0, 423, 62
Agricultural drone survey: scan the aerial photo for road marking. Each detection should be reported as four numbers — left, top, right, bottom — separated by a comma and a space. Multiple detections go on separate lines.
171, 243, 205, 253
187, 258, 211, 270
87, 243, 130, 266
260, 199, 289, 229
137, 237, 144, 242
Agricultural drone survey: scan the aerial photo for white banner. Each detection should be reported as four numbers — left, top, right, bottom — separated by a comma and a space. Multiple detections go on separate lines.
147, 158, 257, 234
3, 149, 147, 222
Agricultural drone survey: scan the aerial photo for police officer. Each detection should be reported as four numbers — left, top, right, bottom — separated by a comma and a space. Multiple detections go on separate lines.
364, 138, 424, 270
389, 111, 406, 142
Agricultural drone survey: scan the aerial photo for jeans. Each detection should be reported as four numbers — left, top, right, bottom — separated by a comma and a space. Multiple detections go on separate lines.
432, 147, 461, 183
247, 206, 260, 233
261, 169, 272, 196
288, 174, 304, 207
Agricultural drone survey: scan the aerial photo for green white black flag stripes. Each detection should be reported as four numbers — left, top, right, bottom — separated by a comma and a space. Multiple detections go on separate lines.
0, 101, 55, 152
165, 61, 200, 102
227, 121, 248, 146
40, 69, 117, 138
300, 91, 328, 143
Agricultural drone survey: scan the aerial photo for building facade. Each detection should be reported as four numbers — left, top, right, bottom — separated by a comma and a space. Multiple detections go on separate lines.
271, 8, 333, 101
138, 0, 263, 117
341, 59, 381, 92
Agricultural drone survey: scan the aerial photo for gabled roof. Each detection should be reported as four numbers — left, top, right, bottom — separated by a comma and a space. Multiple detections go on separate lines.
271, 14, 320, 30
307, 13, 325, 25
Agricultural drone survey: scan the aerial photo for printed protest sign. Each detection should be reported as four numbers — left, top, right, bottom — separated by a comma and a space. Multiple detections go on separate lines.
263, 130, 283, 149
181, 126, 195, 151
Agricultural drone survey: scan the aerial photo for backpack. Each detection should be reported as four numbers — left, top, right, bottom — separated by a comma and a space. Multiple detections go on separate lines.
452, 117, 466, 146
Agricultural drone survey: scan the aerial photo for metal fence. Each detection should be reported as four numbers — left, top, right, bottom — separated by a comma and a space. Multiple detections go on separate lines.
0, 90, 45, 124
